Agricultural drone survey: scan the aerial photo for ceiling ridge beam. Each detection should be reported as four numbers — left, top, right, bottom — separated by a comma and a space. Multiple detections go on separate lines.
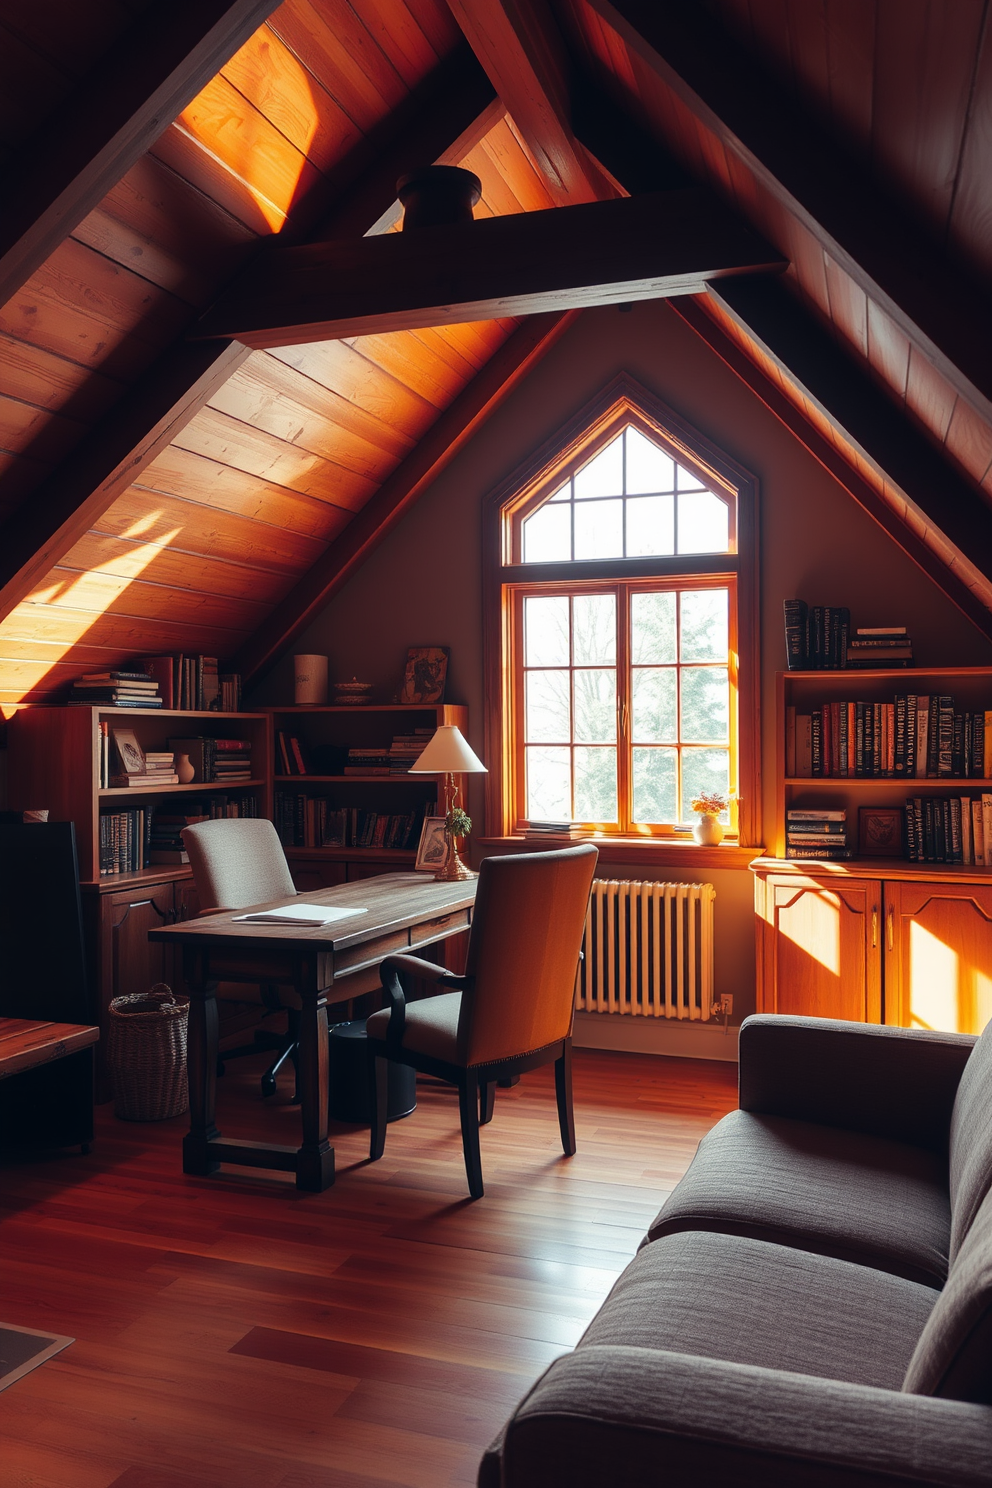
698, 277, 992, 629
234, 310, 579, 685
589, 0, 992, 429
0, 0, 282, 309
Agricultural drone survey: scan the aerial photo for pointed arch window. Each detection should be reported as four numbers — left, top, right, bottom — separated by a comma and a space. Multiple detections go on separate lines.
484, 378, 760, 853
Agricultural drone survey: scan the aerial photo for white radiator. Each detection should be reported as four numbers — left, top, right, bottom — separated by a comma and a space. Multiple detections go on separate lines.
577, 879, 716, 1020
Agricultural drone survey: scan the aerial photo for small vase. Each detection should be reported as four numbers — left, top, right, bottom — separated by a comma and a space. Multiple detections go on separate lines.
692, 814, 724, 846
176, 753, 195, 785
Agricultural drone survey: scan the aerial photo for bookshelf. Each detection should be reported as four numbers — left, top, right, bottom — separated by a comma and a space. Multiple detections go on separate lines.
263, 702, 467, 885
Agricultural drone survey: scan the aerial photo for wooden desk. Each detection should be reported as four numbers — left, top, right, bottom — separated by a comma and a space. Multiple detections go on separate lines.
150, 873, 476, 1191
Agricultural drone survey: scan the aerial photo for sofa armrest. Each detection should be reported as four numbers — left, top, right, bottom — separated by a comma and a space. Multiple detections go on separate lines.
486, 1346, 992, 1488
738, 1014, 976, 1150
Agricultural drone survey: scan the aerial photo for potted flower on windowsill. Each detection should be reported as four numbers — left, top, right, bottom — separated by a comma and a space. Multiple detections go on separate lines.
690, 792, 730, 847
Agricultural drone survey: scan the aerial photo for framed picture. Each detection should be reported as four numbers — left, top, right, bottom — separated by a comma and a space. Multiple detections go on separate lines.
398, 646, 449, 704
415, 816, 448, 871
112, 728, 145, 775
858, 806, 903, 857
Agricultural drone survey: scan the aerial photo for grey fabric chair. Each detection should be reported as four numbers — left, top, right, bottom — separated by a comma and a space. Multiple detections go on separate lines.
181, 818, 302, 1099
366, 844, 598, 1199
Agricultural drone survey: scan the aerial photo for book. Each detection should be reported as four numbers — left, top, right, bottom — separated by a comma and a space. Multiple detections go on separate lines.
783, 600, 808, 670
855, 627, 907, 636
110, 774, 179, 787
786, 809, 847, 820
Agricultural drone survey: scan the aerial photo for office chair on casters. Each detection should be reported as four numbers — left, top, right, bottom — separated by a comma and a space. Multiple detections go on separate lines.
366, 844, 598, 1199
181, 818, 302, 1101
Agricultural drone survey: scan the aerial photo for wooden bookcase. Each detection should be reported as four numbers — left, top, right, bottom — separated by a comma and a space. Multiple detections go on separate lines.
263, 702, 468, 889
752, 669, 992, 1034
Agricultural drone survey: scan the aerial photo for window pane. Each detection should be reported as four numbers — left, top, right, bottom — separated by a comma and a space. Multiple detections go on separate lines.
525, 669, 570, 742
680, 588, 728, 662
626, 427, 675, 493
548, 482, 570, 502
526, 746, 571, 819
523, 502, 571, 562
632, 747, 677, 823
682, 748, 730, 822
524, 594, 570, 666
574, 747, 617, 822
625, 495, 674, 556
677, 490, 729, 553
572, 592, 616, 664
681, 666, 729, 743
574, 498, 623, 559
676, 462, 706, 491
573, 669, 616, 743
574, 435, 623, 498
632, 668, 677, 742
631, 590, 677, 663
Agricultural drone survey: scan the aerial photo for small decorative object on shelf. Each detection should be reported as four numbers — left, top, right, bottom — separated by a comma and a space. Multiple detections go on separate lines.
397, 646, 448, 704
332, 678, 374, 705
408, 724, 487, 880
294, 654, 328, 705
690, 791, 729, 846
858, 806, 903, 857
175, 753, 195, 785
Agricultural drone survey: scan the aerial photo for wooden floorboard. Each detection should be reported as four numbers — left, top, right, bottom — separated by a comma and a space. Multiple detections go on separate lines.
0, 1048, 737, 1488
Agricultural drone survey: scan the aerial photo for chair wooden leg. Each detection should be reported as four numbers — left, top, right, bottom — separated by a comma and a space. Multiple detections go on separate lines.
480, 1080, 496, 1125
555, 1040, 576, 1156
368, 1049, 388, 1161
458, 1070, 484, 1199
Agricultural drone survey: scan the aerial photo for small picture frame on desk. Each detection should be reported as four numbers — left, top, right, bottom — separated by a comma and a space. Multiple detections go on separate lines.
415, 816, 448, 871
859, 806, 903, 857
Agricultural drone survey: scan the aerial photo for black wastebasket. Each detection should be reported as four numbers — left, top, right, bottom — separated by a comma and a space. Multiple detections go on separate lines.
328, 1019, 416, 1124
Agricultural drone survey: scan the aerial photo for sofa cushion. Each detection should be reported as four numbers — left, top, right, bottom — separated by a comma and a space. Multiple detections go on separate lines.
904, 1184, 992, 1404
949, 1019, 992, 1260
644, 1109, 950, 1286
580, 1230, 937, 1390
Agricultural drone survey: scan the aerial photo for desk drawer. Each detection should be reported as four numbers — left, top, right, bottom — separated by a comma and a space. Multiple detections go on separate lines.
410, 908, 471, 947
334, 929, 410, 976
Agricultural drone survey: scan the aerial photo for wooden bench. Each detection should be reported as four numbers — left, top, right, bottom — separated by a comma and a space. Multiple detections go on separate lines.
0, 1017, 99, 1153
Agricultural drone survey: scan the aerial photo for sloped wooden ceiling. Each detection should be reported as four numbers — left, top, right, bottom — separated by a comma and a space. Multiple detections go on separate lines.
0, 0, 562, 709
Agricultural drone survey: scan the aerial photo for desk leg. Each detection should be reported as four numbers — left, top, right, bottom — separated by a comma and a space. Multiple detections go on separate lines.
183, 952, 221, 1177
295, 977, 334, 1192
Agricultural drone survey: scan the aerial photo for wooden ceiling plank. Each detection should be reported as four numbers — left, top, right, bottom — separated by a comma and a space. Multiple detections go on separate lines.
192, 188, 786, 347
588, 0, 992, 429
97, 488, 340, 571
0, 336, 123, 422
0, 606, 249, 655
62, 531, 300, 606
266, 341, 439, 438
0, 0, 284, 309
0, 338, 251, 626
234, 308, 578, 683
702, 275, 992, 610
673, 292, 992, 639
447, 0, 612, 204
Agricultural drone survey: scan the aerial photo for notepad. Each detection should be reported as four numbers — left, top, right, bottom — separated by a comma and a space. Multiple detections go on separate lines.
232, 903, 367, 926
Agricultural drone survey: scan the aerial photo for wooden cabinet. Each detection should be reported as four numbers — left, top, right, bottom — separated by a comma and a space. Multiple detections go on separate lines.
753, 860, 992, 1033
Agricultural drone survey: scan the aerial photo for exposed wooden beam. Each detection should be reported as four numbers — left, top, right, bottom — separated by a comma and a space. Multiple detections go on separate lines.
0, 341, 250, 623
193, 189, 785, 348
446, 0, 611, 204
235, 311, 578, 684
0, 0, 281, 308
700, 277, 992, 626
588, 0, 992, 429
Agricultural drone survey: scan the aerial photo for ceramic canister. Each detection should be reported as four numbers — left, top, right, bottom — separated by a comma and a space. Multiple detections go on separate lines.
294, 654, 329, 705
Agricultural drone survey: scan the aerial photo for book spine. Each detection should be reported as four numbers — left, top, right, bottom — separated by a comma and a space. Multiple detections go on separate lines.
786, 706, 796, 777
783, 600, 808, 670
950, 797, 963, 863
811, 710, 823, 776
927, 697, 940, 777
971, 713, 984, 779
811, 607, 824, 670
962, 796, 974, 865
838, 702, 849, 778
904, 800, 916, 861
895, 695, 906, 775
938, 697, 954, 777
855, 702, 865, 777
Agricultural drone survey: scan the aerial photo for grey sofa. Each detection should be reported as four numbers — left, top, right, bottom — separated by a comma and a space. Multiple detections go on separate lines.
480, 1014, 992, 1487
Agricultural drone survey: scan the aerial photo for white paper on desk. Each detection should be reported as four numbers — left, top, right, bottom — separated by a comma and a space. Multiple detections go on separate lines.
232, 903, 367, 926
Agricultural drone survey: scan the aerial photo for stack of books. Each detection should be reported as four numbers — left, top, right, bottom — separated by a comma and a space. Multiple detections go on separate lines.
846, 627, 914, 668
344, 747, 391, 776
148, 810, 208, 865
70, 671, 163, 707
785, 809, 850, 860
389, 729, 435, 773
524, 821, 586, 840
144, 751, 178, 784
210, 739, 253, 784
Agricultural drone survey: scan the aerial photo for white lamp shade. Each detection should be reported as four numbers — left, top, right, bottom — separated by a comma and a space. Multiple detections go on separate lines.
408, 724, 487, 774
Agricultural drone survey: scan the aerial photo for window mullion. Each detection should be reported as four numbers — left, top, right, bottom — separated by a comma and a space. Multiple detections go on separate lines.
617, 581, 632, 834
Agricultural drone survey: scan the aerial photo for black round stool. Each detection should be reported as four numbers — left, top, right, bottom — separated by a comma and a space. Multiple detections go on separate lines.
328, 1019, 416, 1124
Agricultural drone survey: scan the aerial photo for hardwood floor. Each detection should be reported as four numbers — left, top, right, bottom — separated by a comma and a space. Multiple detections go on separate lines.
0, 1047, 737, 1488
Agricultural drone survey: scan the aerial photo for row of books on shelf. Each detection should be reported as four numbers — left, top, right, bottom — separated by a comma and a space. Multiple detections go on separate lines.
275, 728, 433, 777
903, 796, 992, 866
100, 797, 260, 875
784, 601, 913, 670
786, 697, 992, 779
274, 793, 427, 850
70, 658, 243, 711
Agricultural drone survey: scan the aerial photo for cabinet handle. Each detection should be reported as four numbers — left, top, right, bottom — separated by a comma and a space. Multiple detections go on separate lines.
871, 907, 878, 947
886, 906, 894, 952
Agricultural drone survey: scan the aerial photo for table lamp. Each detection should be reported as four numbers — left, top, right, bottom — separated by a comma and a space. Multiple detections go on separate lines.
408, 725, 487, 881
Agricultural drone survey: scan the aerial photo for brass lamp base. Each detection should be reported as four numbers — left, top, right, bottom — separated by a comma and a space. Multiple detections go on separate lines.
433, 834, 476, 881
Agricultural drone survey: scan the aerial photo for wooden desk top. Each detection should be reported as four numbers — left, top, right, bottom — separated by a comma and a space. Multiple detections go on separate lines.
0, 1018, 99, 1078
148, 873, 477, 952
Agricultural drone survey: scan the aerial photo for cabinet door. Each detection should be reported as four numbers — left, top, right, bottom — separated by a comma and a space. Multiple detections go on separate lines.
755, 874, 882, 1022
884, 881, 992, 1034
104, 889, 175, 1001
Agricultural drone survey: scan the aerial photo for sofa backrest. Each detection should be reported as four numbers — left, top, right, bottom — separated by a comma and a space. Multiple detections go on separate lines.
903, 1183, 992, 1403
949, 1018, 992, 1261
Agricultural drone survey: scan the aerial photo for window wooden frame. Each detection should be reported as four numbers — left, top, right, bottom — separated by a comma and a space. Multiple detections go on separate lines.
483, 374, 761, 854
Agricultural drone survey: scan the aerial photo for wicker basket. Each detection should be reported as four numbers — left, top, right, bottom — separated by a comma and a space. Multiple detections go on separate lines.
107, 983, 190, 1121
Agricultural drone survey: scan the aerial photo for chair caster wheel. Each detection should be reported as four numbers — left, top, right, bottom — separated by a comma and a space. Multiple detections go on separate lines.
261, 1073, 277, 1098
